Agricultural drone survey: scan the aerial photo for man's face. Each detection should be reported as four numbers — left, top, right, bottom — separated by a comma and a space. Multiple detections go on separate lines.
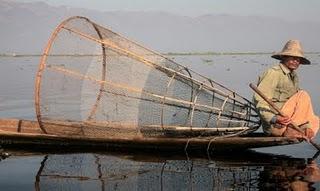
283, 56, 301, 71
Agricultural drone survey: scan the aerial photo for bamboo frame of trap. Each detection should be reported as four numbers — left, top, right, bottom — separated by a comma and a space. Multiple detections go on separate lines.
35, 16, 260, 136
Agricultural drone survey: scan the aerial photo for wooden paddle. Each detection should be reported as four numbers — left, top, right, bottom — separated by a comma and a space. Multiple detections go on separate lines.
249, 83, 320, 151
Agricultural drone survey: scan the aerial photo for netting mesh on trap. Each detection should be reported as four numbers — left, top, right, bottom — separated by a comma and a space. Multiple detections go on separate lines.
35, 16, 260, 138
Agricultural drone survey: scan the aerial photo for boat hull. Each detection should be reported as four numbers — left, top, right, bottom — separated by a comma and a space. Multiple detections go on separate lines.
0, 118, 301, 152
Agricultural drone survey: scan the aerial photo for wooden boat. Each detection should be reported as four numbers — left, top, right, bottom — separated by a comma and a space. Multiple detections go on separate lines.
0, 118, 301, 152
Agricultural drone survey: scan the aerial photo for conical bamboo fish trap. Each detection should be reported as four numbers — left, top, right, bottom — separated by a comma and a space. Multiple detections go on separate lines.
35, 16, 260, 139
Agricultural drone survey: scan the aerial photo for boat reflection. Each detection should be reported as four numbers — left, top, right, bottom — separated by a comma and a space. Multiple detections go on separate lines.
29, 150, 320, 190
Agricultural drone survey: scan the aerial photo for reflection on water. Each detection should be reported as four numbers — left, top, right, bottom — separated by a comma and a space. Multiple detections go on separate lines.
0, 150, 319, 190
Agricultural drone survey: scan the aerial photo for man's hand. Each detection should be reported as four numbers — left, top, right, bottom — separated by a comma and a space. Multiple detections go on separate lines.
275, 115, 292, 126
305, 128, 315, 139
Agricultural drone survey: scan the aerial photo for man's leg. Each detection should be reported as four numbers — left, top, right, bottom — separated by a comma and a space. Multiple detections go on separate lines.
281, 90, 319, 138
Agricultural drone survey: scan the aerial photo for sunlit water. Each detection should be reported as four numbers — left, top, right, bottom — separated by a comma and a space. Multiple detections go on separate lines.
1, 55, 320, 190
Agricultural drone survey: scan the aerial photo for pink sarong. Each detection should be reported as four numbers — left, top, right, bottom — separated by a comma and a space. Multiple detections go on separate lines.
281, 90, 319, 138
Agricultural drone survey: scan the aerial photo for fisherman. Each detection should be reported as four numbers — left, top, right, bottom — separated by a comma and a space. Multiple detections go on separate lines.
253, 40, 319, 139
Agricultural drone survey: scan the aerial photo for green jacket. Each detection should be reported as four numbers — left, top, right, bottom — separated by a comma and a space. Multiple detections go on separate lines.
253, 63, 299, 134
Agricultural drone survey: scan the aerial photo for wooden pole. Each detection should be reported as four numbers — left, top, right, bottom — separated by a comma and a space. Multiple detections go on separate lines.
249, 83, 320, 151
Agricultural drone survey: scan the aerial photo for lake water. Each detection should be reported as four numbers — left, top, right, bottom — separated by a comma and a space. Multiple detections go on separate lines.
1, 54, 320, 190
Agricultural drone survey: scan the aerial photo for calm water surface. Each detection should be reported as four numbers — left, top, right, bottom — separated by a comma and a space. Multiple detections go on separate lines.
1, 55, 320, 190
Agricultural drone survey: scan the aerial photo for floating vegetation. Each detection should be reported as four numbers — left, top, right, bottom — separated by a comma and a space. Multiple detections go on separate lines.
166, 51, 274, 56
1, 52, 320, 57
250, 59, 259, 64
202, 58, 213, 64
0, 53, 42, 57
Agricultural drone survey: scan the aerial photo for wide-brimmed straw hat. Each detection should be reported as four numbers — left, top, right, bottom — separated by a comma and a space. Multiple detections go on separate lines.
271, 40, 310, 65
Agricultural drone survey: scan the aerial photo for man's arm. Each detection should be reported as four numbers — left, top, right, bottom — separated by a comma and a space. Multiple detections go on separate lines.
253, 69, 279, 123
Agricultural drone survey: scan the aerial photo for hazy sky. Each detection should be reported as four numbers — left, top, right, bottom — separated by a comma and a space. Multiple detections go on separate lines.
14, 0, 320, 22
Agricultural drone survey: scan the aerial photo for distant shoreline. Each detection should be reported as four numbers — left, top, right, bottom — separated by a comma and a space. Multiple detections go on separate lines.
1, 52, 319, 57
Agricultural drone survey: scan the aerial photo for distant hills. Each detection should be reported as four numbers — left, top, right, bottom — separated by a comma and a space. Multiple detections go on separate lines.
1, 0, 320, 54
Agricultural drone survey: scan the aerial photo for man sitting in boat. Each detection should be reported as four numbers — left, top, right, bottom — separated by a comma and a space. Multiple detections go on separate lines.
253, 40, 319, 139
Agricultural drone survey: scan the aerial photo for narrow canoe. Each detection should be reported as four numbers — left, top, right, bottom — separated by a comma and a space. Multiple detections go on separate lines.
0, 118, 301, 152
